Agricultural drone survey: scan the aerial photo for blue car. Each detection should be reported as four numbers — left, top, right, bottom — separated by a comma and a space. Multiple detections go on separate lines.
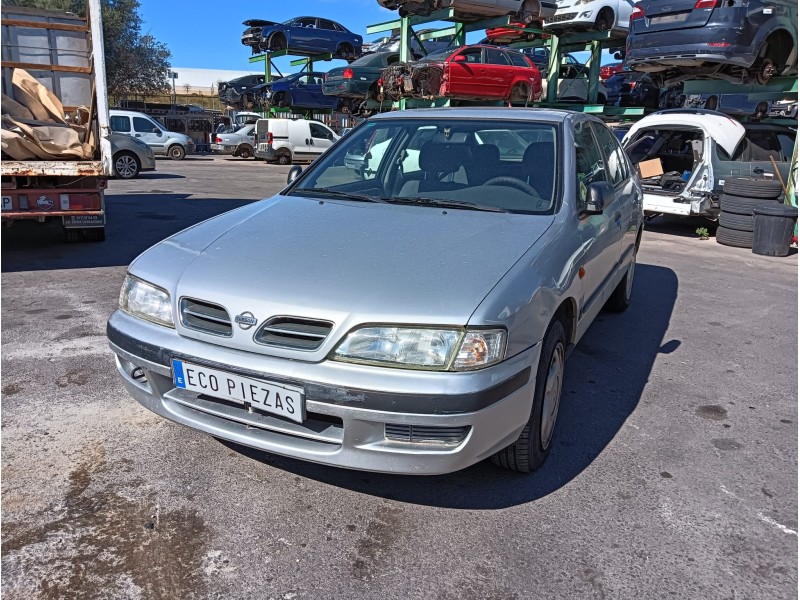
255, 72, 342, 111
241, 17, 362, 61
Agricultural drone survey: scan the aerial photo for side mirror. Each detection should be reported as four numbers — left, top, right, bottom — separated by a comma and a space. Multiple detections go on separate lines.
453, 54, 467, 62
287, 165, 302, 183
152, 128, 162, 136
613, 51, 623, 60
584, 181, 614, 214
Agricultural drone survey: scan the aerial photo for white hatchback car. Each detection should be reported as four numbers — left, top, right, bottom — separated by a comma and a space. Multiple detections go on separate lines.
544, 0, 633, 32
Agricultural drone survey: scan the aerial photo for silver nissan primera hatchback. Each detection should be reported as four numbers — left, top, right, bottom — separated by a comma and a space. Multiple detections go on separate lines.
108, 108, 643, 475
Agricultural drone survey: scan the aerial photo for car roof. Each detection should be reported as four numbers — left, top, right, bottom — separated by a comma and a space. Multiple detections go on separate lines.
369, 107, 572, 123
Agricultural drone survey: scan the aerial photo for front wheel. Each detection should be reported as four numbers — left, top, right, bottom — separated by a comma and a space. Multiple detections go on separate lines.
168, 145, 186, 160
492, 319, 567, 473
594, 8, 614, 31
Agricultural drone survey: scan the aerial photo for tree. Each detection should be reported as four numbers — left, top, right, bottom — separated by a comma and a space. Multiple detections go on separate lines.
5, 0, 171, 97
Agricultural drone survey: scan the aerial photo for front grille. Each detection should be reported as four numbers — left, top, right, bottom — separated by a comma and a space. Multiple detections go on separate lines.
181, 298, 232, 337
385, 424, 470, 445
546, 12, 578, 23
255, 316, 333, 351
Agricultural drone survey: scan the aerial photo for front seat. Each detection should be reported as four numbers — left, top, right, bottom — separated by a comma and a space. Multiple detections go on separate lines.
522, 142, 555, 201
397, 142, 470, 196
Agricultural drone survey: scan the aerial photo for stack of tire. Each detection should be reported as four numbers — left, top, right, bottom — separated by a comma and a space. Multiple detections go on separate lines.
717, 177, 784, 248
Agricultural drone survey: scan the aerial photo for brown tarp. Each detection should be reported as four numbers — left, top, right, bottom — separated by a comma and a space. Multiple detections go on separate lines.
1, 68, 92, 160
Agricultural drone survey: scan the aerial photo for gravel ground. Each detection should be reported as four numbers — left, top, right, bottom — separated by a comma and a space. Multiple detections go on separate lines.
2, 156, 797, 600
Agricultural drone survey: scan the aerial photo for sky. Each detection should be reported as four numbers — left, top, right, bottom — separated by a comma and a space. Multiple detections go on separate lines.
137, 0, 609, 76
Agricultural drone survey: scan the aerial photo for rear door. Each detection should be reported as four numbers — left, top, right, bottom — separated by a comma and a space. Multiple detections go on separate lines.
484, 47, 515, 97
573, 118, 622, 320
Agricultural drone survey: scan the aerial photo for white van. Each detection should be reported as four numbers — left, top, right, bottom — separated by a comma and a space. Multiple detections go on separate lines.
254, 118, 339, 164
109, 110, 195, 160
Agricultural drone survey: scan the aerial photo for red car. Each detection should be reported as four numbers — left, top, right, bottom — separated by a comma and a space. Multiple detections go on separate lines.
380, 45, 543, 104
485, 21, 549, 44
599, 62, 624, 81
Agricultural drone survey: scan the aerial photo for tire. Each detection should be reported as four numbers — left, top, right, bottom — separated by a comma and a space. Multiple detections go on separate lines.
237, 145, 253, 159
168, 145, 186, 160
276, 151, 291, 166
605, 245, 636, 312
336, 43, 355, 61
509, 82, 531, 103
716, 225, 753, 248
113, 151, 140, 179
594, 8, 614, 31
718, 211, 755, 231
276, 92, 291, 109
723, 177, 783, 199
720, 193, 779, 215
491, 319, 567, 473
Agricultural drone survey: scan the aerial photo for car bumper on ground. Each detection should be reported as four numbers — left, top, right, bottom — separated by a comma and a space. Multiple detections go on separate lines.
107, 310, 539, 475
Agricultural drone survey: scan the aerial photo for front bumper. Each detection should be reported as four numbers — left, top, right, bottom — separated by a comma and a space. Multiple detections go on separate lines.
545, 10, 595, 28
107, 310, 538, 475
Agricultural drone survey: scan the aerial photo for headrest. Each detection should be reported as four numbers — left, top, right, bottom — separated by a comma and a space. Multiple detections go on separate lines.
523, 142, 554, 166
471, 144, 500, 163
419, 142, 471, 174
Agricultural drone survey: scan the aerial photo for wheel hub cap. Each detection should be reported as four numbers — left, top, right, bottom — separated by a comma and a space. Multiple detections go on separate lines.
540, 342, 565, 449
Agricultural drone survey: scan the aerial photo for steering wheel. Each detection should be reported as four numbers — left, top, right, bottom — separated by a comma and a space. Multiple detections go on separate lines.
483, 176, 548, 210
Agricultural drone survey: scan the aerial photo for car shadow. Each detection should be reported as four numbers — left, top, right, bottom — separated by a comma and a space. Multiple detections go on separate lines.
645, 214, 718, 238
133, 173, 186, 180
0, 193, 254, 273
222, 262, 679, 509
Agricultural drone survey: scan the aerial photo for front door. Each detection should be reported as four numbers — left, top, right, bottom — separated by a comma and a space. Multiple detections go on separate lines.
308, 122, 336, 157
132, 115, 167, 153
446, 47, 487, 97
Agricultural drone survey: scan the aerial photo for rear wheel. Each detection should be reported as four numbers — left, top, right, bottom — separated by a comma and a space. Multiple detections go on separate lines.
168, 145, 186, 160
491, 319, 566, 473
337, 43, 355, 61
510, 82, 531, 103
605, 249, 636, 312
113, 151, 140, 179
237, 145, 253, 159
276, 150, 291, 165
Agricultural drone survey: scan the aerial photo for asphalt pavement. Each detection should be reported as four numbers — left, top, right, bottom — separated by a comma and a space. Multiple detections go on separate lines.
1, 155, 797, 599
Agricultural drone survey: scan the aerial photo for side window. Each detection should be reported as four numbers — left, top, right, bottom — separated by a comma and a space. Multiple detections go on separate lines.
319, 19, 336, 30
777, 132, 796, 161
456, 47, 483, 64
573, 120, 608, 205
309, 123, 333, 140
133, 116, 157, 133
508, 51, 531, 68
591, 121, 627, 186
110, 115, 130, 132
295, 75, 309, 86
486, 48, 511, 66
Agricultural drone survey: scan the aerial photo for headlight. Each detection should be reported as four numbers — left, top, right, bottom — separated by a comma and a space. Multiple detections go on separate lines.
574, 0, 590, 5
119, 275, 174, 327
333, 327, 506, 371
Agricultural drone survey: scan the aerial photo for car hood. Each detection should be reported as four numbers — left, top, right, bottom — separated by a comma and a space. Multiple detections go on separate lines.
622, 113, 746, 156
243, 19, 277, 27
132, 195, 553, 336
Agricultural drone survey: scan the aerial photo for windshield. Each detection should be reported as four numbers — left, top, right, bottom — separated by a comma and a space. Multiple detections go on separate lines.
289, 118, 560, 214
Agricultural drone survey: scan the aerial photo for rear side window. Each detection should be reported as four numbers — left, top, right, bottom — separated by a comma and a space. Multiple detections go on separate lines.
486, 48, 511, 66
573, 120, 608, 205
319, 19, 337, 30
508, 51, 531, 68
110, 115, 130, 132
591, 121, 628, 186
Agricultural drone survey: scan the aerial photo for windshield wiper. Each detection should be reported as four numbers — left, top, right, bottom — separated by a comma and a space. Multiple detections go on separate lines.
386, 197, 507, 213
294, 188, 388, 203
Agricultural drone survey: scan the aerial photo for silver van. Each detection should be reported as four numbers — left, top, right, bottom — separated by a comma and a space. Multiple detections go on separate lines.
109, 109, 195, 160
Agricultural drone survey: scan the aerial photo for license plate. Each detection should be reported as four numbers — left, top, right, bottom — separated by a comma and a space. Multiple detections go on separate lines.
63, 214, 105, 227
172, 359, 305, 423
1, 196, 12, 211
650, 13, 688, 24
210, 144, 222, 150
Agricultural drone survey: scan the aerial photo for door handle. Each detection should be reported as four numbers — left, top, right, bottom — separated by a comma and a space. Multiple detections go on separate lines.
753, 167, 765, 174
135, 134, 142, 138
614, 211, 622, 222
